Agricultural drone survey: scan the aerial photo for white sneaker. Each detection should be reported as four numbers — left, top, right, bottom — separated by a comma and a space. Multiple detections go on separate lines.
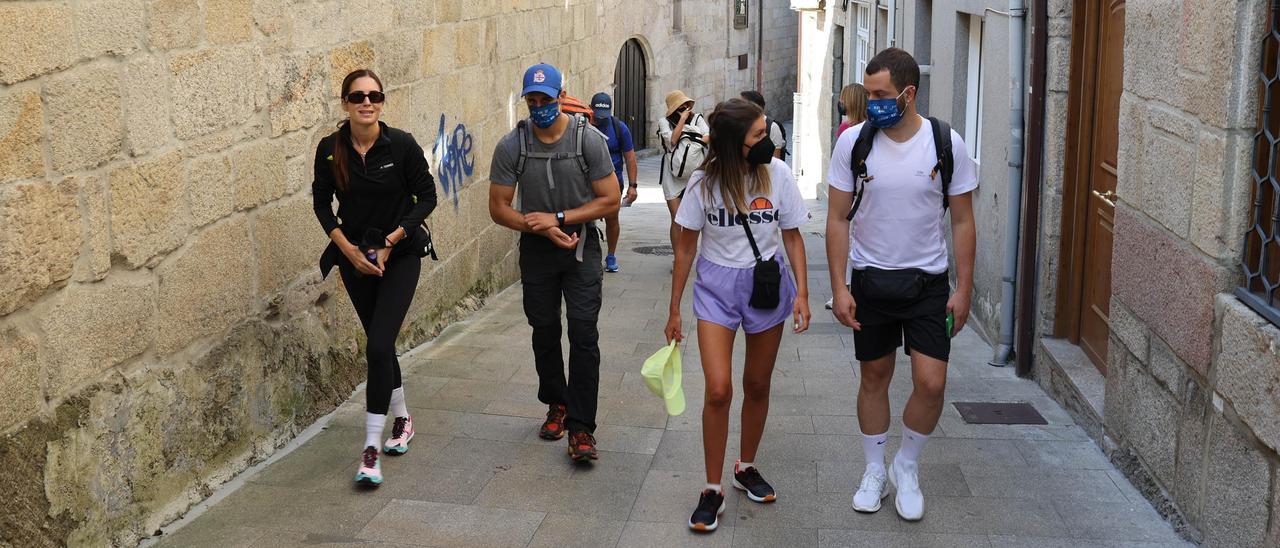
851, 466, 888, 512
889, 459, 924, 520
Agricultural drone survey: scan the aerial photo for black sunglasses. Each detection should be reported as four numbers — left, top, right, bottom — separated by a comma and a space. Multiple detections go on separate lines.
345, 90, 385, 104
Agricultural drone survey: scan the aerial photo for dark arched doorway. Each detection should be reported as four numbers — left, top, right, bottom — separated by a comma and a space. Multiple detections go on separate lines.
613, 39, 648, 149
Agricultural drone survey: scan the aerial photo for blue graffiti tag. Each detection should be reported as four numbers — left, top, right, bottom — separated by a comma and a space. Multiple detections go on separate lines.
432, 114, 475, 211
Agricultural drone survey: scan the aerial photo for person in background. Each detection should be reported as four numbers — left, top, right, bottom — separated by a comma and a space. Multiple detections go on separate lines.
837, 83, 868, 139
657, 90, 709, 252
590, 92, 639, 272
827, 82, 870, 310
312, 69, 437, 487
739, 90, 789, 161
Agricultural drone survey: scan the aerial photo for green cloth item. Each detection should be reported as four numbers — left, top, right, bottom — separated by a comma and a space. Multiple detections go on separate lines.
641, 341, 685, 416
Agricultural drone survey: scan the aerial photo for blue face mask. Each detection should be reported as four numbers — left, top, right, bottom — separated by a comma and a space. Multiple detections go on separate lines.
529, 101, 560, 128
866, 88, 910, 128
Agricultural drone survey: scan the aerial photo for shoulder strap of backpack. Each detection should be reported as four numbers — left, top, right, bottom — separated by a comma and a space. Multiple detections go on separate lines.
845, 122, 879, 221
573, 114, 589, 174
927, 116, 954, 210
515, 120, 530, 178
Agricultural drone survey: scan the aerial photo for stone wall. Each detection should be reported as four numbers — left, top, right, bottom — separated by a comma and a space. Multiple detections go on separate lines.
1034, 1, 1278, 545
0, 1, 795, 545
760, 0, 798, 121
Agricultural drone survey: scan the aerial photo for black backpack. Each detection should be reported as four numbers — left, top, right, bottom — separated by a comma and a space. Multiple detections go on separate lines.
603, 117, 624, 156
845, 116, 954, 221
766, 116, 789, 161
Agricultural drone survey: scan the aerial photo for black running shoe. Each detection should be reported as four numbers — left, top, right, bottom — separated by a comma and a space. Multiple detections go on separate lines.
732, 463, 777, 503
687, 489, 726, 532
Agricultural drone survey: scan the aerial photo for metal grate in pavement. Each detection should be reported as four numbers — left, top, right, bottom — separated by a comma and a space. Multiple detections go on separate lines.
633, 245, 673, 256
953, 402, 1048, 425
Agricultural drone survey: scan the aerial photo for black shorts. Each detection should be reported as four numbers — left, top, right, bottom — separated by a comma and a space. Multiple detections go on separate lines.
849, 268, 951, 363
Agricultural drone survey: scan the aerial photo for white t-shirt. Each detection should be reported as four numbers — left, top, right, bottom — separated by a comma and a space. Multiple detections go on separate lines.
675, 158, 811, 268
827, 118, 979, 274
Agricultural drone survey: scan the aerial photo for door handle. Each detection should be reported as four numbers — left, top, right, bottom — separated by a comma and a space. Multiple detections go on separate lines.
1091, 189, 1117, 207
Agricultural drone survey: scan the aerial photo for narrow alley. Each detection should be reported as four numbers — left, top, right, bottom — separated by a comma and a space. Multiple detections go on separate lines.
153, 156, 1186, 548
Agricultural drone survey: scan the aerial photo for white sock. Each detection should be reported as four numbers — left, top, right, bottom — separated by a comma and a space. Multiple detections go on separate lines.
365, 413, 387, 449
862, 431, 888, 474
737, 461, 754, 472
704, 482, 722, 494
896, 425, 931, 465
390, 387, 408, 418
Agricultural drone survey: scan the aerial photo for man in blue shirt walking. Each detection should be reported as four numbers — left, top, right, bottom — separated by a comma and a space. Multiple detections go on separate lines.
591, 92, 639, 272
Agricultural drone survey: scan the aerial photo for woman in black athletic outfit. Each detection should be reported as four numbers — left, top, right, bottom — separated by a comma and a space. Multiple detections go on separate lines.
312, 69, 437, 487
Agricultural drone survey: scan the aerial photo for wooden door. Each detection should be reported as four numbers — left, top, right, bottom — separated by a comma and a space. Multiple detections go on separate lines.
1057, 0, 1125, 374
613, 40, 648, 149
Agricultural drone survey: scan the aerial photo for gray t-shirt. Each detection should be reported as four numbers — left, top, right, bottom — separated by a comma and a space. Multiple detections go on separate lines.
490, 118, 615, 214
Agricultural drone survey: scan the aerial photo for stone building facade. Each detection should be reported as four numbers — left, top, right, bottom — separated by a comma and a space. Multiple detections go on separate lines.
1033, 1, 1279, 545
0, 1, 796, 545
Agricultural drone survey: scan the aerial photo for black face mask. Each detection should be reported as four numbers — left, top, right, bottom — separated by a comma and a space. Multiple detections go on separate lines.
746, 136, 776, 166
667, 108, 688, 126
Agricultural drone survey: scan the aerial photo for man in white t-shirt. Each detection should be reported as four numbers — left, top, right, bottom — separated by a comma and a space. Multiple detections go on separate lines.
824, 48, 978, 522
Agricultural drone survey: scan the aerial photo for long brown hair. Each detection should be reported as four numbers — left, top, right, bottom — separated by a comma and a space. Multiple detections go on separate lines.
332, 69, 384, 192
841, 83, 867, 124
700, 98, 771, 215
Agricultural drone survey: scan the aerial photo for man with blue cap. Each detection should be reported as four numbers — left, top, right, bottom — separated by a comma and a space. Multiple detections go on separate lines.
590, 92, 638, 272
488, 63, 620, 462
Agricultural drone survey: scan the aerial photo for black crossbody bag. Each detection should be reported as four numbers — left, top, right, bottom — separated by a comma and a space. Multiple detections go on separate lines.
739, 215, 782, 309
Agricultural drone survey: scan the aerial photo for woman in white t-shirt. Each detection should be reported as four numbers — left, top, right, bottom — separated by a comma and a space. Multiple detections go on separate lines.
663, 98, 812, 533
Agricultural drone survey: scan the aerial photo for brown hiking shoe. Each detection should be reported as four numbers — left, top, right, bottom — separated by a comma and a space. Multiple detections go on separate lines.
567, 431, 598, 462
539, 404, 567, 440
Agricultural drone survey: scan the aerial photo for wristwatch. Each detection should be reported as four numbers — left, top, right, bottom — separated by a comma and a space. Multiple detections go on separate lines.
555, 211, 565, 227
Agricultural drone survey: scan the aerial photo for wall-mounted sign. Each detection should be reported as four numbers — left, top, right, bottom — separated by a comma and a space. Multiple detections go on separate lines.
734, 0, 749, 29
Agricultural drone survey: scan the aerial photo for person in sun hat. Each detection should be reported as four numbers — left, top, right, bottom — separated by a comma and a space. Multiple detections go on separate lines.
657, 89, 709, 252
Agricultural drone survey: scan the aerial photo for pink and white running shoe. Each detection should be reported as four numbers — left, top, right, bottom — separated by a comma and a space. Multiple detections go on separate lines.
354, 446, 382, 486
383, 416, 414, 455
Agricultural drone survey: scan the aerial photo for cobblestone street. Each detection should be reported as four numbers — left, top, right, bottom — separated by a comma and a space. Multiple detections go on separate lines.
154, 156, 1187, 548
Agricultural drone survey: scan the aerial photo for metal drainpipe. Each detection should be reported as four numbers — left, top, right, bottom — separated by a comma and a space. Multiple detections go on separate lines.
887, 0, 896, 47
990, 0, 1027, 367
1014, 0, 1049, 377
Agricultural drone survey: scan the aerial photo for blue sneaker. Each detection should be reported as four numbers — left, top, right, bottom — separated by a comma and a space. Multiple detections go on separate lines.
605, 254, 619, 272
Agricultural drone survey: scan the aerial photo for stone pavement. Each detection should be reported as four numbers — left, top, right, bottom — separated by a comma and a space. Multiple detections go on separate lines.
153, 154, 1188, 547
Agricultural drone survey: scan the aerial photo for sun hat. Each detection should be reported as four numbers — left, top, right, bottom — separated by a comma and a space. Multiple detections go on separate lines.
641, 341, 685, 416
664, 90, 695, 117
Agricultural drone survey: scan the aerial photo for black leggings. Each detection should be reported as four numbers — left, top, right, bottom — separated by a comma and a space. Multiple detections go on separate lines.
338, 252, 422, 415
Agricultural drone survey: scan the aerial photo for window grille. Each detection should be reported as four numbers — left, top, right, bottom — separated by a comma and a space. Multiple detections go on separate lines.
1237, 0, 1280, 326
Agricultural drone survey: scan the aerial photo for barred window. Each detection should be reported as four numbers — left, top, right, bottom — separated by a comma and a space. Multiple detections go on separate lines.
1238, 1, 1280, 326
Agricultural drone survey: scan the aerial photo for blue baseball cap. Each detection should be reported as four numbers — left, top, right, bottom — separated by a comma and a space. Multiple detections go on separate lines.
591, 92, 612, 120
521, 63, 562, 98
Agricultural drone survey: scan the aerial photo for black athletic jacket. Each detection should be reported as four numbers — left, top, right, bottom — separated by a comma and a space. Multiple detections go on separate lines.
313, 121, 437, 277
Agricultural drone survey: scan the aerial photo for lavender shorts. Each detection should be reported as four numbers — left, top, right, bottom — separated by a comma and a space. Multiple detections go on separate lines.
693, 257, 797, 334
